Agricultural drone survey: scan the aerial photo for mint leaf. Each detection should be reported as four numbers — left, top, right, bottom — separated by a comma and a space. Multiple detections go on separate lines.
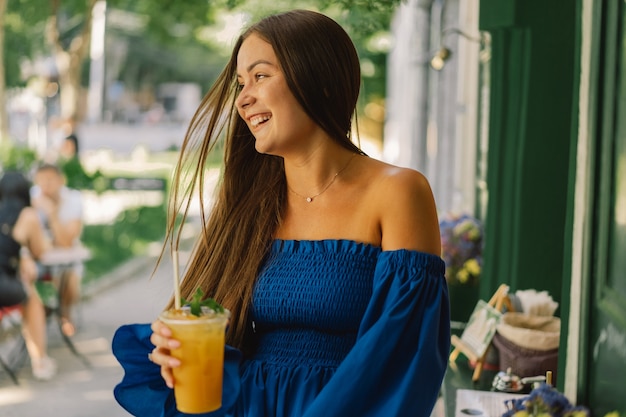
181, 288, 225, 316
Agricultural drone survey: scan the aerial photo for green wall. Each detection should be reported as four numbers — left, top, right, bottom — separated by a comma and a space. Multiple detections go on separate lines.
478, 0, 577, 311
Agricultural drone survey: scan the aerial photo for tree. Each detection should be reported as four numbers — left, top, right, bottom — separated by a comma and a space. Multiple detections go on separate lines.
104, 0, 221, 99
45, 0, 98, 129
0, 0, 96, 137
0, 0, 8, 141
0, 0, 400, 137
1, 0, 216, 130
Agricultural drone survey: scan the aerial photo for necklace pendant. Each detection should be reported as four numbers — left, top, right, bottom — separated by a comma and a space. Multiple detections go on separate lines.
306, 197, 313, 203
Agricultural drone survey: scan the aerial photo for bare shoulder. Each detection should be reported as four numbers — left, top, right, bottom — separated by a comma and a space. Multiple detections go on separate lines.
374, 163, 431, 193
366, 160, 441, 255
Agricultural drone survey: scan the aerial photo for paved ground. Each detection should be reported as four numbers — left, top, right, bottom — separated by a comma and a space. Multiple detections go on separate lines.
77, 122, 188, 154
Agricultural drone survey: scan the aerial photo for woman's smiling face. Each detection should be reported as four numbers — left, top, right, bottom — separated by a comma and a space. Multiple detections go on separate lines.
235, 33, 320, 156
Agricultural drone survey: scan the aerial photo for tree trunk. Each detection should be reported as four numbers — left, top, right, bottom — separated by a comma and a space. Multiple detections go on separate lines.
56, 49, 85, 124
49, 0, 97, 127
0, 0, 8, 143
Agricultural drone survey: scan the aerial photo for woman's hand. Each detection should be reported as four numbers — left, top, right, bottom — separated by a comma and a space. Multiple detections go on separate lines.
149, 319, 181, 389
32, 195, 58, 219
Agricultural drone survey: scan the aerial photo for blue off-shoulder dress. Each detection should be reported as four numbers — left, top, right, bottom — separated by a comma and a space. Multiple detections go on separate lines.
112, 239, 450, 417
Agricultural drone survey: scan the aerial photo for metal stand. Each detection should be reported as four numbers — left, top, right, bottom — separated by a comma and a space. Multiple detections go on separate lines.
0, 306, 27, 384
39, 269, 90, 368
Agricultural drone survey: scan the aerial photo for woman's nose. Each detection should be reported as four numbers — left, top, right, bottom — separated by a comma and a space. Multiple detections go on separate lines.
235, 85, 253, 110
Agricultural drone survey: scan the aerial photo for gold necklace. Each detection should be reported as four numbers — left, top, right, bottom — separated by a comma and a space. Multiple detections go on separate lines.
287, 153, 357, 203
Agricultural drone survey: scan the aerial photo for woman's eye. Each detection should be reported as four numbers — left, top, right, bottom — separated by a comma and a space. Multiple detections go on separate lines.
255, 73, 267, 80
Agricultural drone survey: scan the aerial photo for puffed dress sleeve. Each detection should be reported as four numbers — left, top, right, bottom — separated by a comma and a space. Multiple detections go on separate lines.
301, 249, 450, 417
112, 323, 242, 417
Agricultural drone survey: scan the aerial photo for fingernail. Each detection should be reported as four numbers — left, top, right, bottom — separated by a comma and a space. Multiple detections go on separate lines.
168, 358, 181, 367
168, 340, 180, 349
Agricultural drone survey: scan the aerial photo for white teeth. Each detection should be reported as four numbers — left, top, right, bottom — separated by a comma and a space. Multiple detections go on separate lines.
250, 115, 271, 127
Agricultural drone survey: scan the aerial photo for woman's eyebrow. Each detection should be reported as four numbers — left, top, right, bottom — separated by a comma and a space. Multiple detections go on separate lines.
237, 60, 276, 79
245, 59, 275, 72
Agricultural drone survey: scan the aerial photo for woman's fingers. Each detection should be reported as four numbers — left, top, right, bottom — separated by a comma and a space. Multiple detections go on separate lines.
150, 320, 180, 349
147, 348, 176, 388
149, 346, 181, 368
151, 319, 172, 337
149, 319, 181, 388
160, 364, 175, 389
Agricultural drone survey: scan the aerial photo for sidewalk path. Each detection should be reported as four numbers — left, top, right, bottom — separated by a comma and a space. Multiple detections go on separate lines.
78, 122, 187, 154
0, 239, 196, 416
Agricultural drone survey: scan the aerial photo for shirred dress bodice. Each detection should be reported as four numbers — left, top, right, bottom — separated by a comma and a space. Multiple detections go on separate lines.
112, 239, 450, 417
249, 240, 378, 368
253, 239, 377, 332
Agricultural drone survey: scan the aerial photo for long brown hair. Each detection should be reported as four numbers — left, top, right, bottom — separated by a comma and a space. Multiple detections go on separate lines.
164, 10, 363, 352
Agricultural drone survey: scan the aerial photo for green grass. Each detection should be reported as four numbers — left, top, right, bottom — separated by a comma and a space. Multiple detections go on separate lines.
78, 148, 222, 284
81, 204, 168, 284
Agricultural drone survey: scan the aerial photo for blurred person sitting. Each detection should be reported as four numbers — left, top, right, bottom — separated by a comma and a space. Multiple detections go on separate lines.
31, 163, 84, 337
60, 133, 79, 160
0, 171, 57, 380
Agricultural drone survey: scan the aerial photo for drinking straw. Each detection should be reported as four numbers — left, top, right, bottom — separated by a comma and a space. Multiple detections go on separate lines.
173, 250, 181, 310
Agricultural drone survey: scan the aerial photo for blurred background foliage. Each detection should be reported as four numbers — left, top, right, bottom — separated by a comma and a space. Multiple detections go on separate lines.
1, 0, 399, 126
0, 0, 400, 280
0, 140, 38, 171
82, 204, 168, 283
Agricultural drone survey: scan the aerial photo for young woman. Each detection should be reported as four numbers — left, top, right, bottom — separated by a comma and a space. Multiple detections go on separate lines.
0, 171, 56, 380
32, 163, 84, 337
113, 9, 449, 417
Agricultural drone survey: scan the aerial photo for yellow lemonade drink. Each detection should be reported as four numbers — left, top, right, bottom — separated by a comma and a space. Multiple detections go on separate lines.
159, 308, 230, 414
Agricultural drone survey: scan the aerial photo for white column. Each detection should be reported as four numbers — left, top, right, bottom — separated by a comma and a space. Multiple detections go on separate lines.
383, 0, 434, 171
87, 1, 107, 124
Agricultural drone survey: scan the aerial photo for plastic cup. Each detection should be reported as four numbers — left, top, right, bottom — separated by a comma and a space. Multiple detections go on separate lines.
159, 307, 230, 414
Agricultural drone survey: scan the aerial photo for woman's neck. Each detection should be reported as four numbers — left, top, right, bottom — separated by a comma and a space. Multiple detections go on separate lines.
283, 145, 357, 198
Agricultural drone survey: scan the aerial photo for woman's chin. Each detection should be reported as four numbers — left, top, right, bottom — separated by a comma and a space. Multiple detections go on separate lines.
253, 139, 274, 155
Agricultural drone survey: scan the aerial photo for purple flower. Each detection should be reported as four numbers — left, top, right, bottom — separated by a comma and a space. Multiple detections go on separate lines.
440, 213, 483, 286
501, 384, 591, 417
